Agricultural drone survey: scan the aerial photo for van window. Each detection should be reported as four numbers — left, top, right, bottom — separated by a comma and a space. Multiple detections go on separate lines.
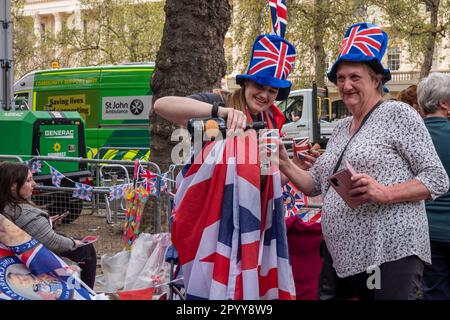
280, 96, 303, 123
13, 93, 30, 110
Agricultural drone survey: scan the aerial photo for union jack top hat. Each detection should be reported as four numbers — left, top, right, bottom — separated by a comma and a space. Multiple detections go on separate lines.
327, 22, 391, 84
236, 34, 296, 101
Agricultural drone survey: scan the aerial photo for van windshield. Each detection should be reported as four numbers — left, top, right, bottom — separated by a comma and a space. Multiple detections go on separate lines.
277, 96, 303, 123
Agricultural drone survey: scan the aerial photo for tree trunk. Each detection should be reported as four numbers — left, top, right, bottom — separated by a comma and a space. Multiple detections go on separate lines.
420, 0, 440, 79
141, 0, 231, 233
313, 0, 328, 88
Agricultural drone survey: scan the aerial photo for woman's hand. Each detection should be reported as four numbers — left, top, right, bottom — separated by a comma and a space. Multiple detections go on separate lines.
74, 239, 84, 247
292, 144, 320, 170
349, 173, 390, 204
218, 107, 247, 131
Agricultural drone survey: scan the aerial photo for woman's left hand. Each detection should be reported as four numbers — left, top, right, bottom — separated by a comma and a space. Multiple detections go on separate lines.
349, 173, 390, 204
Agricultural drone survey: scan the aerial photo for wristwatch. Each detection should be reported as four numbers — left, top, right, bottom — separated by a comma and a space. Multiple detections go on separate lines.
211, 101, 223, 118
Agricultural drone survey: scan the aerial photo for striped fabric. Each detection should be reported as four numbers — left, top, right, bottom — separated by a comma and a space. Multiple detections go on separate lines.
172, 132, 295, 300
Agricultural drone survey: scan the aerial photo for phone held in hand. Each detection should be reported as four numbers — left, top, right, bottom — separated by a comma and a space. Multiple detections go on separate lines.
78, 235, 98, 246
327, 160, 366, 209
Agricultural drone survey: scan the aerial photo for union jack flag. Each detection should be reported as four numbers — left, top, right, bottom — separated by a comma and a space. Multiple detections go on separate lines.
50, 166, 64, 187
109, 184, 130, 201
338, 24, 383, 58
31, 160, 42, 174
248, 35, 296, 82
139, 167, 158, 195
282, 182, 308, 217
0, 241, 93, 300
172, 132, 295, 300
73, 183, 93, 201
269, 0, 287, 38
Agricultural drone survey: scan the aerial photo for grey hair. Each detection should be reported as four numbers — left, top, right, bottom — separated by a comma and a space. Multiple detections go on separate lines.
417, 72, 450, 115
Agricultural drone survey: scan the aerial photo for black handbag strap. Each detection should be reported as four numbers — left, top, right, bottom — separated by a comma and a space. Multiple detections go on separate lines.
332, 100, 383, 174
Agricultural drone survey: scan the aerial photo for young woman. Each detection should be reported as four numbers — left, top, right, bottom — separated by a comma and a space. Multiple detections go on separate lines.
154, 34, 302, 300
0, 162, 97, 289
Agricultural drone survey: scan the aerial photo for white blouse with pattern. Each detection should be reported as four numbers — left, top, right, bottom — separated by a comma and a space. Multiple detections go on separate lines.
310, 100, 449, 278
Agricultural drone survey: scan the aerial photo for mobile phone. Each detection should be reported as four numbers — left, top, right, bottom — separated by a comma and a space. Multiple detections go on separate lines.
56, 211, 70, 220
327, 161, 366, 209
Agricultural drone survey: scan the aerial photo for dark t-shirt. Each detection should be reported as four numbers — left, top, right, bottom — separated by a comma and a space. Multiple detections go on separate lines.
424, 117, 450, 243
187, 92, 278, 129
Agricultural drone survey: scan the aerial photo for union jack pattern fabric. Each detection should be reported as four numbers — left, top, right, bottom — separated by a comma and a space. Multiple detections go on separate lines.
30, 160, 42, 174
73, 183, 93, 202
282, 181, 308, 218
172, 132, 295, 300
109, 184, 131, 201
269, 0, 287, 38
248, 35, 296, 81
0, 241, 93, 300
298, 209, 322, 224
139, 166, 159, 195
338, 24, 383, 58
50, 166, 64, 187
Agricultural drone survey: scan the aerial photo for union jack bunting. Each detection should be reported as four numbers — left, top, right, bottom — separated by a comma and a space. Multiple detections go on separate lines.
109, 184, 130, 201
338, 24, 383, 58
73, 183, 93, 202
269, 0, 287, 38
139, 166, 158, 194
298, 209, 322, 224
172, 132, 296, 300
248, 35, 296, 81
160, 172, 169, 193
31, 160, 42, 174
282, 181, 308, 218
49, 166, 64, 187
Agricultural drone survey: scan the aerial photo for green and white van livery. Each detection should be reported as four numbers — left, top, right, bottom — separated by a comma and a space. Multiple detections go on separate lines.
14, 63, 155, 160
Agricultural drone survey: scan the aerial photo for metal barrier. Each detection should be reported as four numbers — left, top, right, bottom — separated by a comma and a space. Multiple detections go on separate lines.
28, 155, 163, 233
0, 155, 24, 163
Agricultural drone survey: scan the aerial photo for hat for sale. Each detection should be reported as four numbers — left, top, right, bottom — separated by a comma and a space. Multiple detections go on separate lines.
236, 34, 296, 101
327, 22, 391, 85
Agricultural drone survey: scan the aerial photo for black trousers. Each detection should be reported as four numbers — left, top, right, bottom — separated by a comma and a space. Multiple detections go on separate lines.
318, 240, 424, 300
345, 255, 424, 300
422, 240, 450, 300
60, 244, 97, 289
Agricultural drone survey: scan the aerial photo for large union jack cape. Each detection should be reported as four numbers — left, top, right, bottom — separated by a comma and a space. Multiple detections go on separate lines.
269, 0, 287, 38
248, 34, 296, 81
338, 24, 383, 58
172, 132, 295, 300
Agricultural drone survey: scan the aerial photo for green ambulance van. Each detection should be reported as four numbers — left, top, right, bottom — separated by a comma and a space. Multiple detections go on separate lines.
14, 63, 155, 160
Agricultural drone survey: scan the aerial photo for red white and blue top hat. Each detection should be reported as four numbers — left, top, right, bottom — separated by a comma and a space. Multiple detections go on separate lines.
236, 34, 296, 101
327, 22, 391, 85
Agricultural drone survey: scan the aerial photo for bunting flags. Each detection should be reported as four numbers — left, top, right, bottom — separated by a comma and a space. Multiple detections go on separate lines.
269, 0, 287, 38
72, 183, 93, 202
109, 184, 131, 201
31, 160, 42, 174
49, 166, 64, 187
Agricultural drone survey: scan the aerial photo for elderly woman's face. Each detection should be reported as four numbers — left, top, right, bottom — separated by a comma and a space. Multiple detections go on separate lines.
336, 63, 380, 110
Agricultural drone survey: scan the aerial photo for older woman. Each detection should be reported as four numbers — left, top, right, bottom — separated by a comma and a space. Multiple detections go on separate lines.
278, 22, 449, 300
417, 73, 450, 300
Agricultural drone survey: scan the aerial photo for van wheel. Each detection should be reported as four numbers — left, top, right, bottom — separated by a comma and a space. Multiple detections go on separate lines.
46, 193, 83, 224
